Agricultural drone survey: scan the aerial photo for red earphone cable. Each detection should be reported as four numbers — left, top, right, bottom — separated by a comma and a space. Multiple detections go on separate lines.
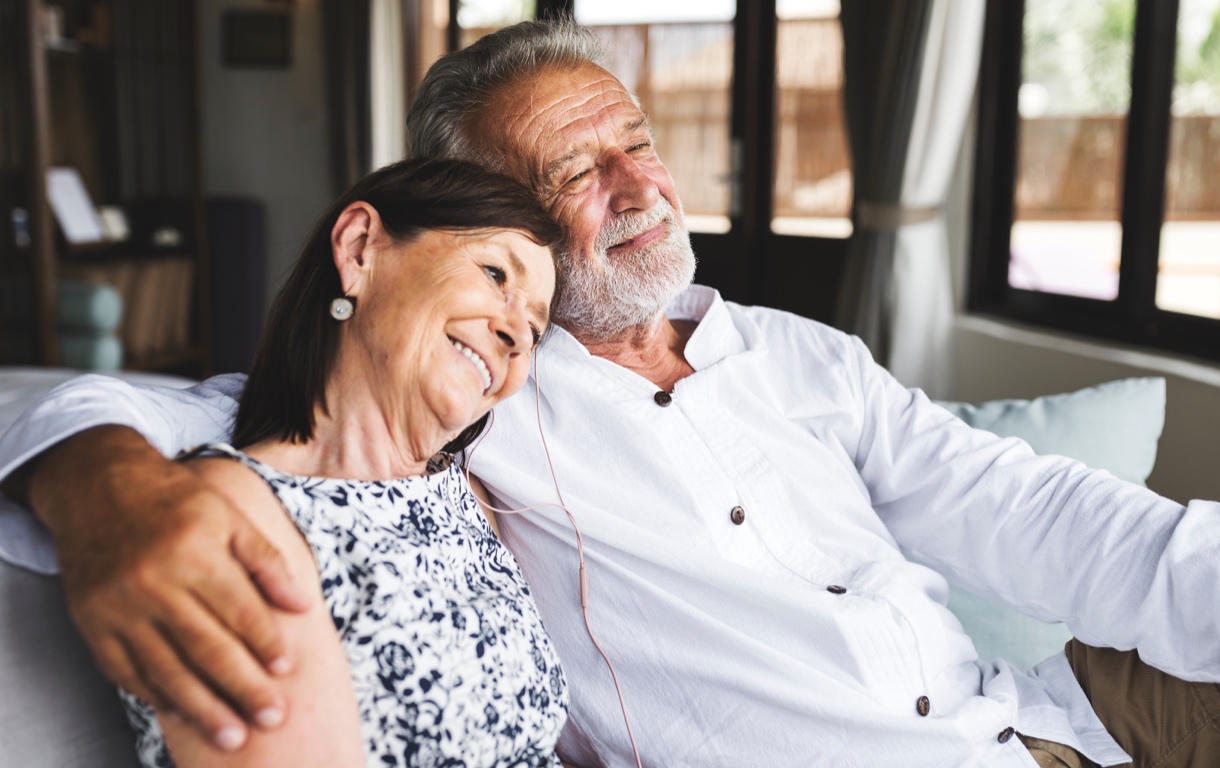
465, 354, 644, 768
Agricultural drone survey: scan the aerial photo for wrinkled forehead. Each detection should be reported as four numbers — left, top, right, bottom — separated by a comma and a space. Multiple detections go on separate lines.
472, 62, 644, 191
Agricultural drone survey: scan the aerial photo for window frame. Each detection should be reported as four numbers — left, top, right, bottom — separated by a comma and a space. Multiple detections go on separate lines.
969, 0, 1220, 363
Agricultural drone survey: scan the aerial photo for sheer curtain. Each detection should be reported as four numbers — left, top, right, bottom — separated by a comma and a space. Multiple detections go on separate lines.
836, 0, 984, 397
369, 0, 407, 169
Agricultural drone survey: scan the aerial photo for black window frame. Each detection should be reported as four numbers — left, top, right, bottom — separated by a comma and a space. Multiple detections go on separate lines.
970, 0, 1220, 364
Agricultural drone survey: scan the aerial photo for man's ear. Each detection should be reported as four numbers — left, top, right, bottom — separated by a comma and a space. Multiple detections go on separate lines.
331, 201, 382, 296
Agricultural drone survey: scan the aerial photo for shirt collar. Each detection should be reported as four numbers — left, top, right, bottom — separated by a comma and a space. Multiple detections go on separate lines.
670, 285, 756, 370
542, 284, 755, 370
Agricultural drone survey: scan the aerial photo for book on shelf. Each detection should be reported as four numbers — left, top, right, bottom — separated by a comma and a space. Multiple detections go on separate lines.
124, 260, 159, 357
169, 258, 195, 350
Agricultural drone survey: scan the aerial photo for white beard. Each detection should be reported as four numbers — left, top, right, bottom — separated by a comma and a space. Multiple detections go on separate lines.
552, 196, 696, 341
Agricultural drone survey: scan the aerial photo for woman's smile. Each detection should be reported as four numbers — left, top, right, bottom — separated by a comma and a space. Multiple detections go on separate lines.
450, 337, 493, 393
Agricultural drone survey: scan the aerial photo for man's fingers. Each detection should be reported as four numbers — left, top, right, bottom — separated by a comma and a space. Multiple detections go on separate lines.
230, 512, 313, 615
178, 577, 291, 727
123, 626, 250, 752
93, 635, 174, 713
193, 553, 295, 678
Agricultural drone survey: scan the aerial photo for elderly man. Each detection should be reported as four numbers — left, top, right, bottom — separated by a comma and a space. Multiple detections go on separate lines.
3, 19, 1220, 768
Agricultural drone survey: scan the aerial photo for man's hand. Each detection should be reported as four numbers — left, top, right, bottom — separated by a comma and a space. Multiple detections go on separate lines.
16, 425, 313, 751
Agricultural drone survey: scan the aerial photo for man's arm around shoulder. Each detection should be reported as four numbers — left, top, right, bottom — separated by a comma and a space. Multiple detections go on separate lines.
0, 374, 312, 751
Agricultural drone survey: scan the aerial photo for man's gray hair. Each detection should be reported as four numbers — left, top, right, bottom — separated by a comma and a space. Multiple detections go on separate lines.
407, 19, 607, 168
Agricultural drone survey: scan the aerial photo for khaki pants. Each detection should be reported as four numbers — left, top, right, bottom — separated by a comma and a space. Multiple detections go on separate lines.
1020, 640, 1220, 768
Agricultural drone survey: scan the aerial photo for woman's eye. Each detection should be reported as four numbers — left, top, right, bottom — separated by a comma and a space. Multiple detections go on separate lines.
530, 324, 543, 347
482, 265, 507, 284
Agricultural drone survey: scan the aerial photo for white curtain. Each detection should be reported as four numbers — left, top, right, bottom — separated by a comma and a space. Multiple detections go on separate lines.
883, 0, 984, 396
369, 0, 406, 170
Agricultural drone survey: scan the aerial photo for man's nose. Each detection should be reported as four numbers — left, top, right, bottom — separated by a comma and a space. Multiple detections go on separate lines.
605, 150, 660, 214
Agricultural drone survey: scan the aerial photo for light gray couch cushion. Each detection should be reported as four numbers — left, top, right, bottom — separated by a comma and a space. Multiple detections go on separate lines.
0, 368, 195, 767
0, 558, 139, 766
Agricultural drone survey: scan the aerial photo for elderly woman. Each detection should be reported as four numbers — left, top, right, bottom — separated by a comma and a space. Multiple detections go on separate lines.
120, 158, 568, 768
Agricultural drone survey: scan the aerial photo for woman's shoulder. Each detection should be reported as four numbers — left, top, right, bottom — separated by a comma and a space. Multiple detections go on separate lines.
180, 448, 315, 570
182, 447, 273, 496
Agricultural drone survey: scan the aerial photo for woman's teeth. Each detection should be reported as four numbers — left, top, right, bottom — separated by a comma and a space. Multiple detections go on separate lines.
452, 340, 491, 392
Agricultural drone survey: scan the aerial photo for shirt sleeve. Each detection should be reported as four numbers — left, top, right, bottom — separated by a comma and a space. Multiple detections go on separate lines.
844, 336, 1220, 682
0, 373, 245, 574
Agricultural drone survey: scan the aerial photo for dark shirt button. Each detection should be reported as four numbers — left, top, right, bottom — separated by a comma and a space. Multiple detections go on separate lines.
730, 505, 746, 525
826, 585, 847, 594
654, 390, 672, 407
997, 727, 1015, 744
916, 696, 930, 717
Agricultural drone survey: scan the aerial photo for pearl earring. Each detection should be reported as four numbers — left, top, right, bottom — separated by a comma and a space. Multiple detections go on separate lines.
330, 297, 354, 321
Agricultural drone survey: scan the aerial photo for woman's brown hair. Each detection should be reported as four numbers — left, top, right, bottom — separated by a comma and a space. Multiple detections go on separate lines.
232, 157, 563, 454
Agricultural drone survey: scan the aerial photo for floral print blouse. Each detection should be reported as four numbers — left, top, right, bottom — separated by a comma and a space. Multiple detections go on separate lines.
120, 444, 568, 768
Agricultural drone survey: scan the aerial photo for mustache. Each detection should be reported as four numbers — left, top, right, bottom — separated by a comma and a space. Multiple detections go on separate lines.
594, 199, 673, 252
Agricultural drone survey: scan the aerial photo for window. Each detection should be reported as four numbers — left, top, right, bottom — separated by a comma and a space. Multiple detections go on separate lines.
772, 0, 852, 239
457, 0, 536, 48
971, 0, 1220, 363
569, 0, 853, 322
573, 0, 853, 239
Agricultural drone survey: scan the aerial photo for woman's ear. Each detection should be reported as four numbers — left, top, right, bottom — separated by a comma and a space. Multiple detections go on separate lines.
330, 201, 383, 296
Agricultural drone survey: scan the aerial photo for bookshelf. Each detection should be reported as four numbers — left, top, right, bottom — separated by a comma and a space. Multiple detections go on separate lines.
0, 0, 211, 377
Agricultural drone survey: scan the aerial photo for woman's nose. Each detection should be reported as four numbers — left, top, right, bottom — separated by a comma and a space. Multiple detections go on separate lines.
493, 293, 533, 353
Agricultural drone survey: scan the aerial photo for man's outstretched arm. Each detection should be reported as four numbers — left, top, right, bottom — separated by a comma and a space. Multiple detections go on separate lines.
0, 374, 312, 751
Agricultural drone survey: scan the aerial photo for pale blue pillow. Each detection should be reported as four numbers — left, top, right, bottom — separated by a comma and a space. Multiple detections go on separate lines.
936, 377, 1166, 670
935, 377, 1165, 486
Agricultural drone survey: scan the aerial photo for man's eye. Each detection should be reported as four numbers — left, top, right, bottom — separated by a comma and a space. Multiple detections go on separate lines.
482, 265, 507, 284
567, 169, 590, 185
629, 141, 650, 152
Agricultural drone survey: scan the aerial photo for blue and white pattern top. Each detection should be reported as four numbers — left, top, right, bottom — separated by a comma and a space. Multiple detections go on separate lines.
120, 443, 568, 768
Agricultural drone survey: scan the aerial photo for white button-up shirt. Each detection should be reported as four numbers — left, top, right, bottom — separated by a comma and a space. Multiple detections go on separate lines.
3, 286, 1219, 768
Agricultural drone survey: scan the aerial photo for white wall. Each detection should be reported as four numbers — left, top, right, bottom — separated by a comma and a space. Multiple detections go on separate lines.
945, 96, 1220, 505
198, 0, 333, 306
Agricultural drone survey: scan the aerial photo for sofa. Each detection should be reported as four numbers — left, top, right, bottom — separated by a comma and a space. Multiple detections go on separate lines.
0, 368, 195, 766
0, 370, 1167, 766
